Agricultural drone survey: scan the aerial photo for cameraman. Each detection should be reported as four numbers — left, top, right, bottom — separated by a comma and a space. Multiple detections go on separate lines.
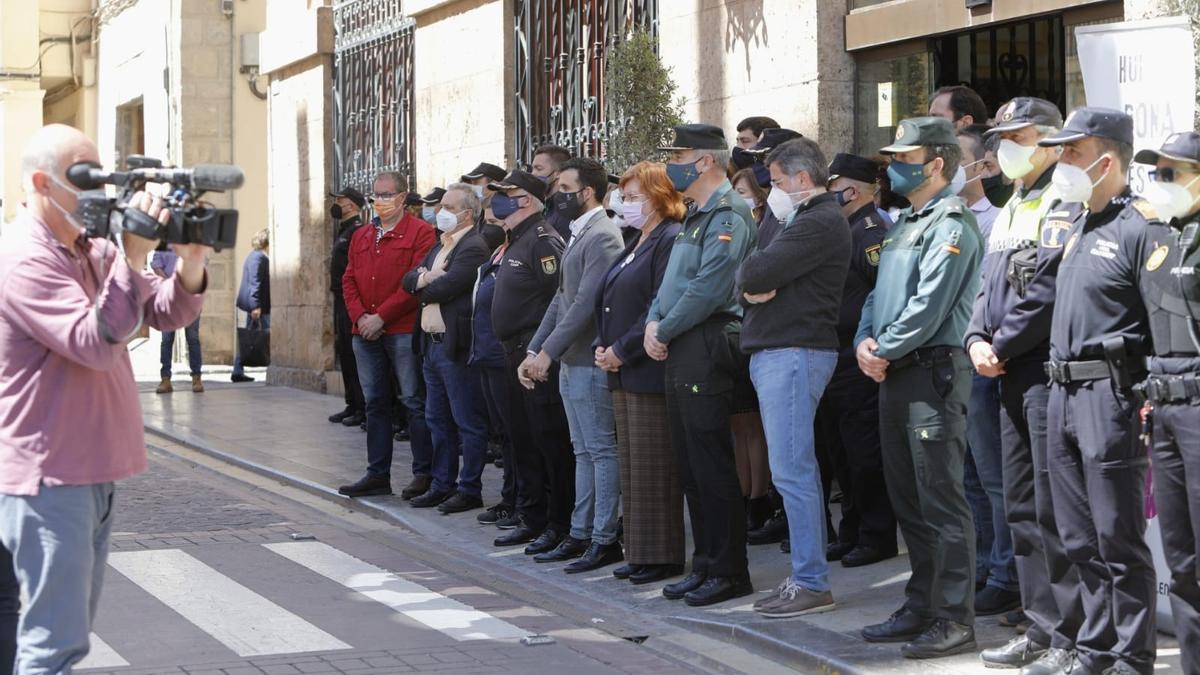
0, 124, 207, 673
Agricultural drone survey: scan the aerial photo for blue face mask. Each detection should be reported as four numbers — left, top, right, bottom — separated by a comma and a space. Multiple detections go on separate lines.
421, 206, 436, 223
752, 163, 771, 188
667, 159, 702, 192
833, 187, 853, 207
491, 193, 522, 219
887, 159, 931, 196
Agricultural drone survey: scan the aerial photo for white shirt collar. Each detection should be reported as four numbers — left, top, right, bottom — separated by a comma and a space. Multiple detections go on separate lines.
969, 197, 996, 214
569, 206, 604, 237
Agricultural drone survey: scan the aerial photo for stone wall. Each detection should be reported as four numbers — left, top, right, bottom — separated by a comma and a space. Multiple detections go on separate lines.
658, 0, 855, 159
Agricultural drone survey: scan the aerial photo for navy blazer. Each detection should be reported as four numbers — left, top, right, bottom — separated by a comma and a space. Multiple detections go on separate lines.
594, 220, 682, 394
236, 249, 270, 314
402, 229, 491, 363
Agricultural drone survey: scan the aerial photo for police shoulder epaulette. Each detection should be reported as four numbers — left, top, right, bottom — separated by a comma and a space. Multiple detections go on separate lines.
535, 225, 552, 237
1130, 199, 1160, 221
863, 216, 877, 229
941, 202, 964, 215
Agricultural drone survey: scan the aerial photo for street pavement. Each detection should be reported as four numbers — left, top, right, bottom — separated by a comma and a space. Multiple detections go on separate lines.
129, 344, 1186, 673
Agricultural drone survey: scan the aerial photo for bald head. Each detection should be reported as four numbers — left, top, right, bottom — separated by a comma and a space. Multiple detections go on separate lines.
21, 124, 98, 189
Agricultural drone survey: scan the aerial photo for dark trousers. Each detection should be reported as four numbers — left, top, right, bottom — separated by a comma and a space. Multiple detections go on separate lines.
1150, 397, 1200, 675
352, 333, 432, 479
878, 351, 975, 625
424, 340, 488, 498
1047, 381, 1156, 674
0, 545, 16, 675
998, 361, 1081, 651
964, 452, 993, 585
502, 332, 575, 534
160, 316, 201, 377
816, 367, 896, 550
333, 296, 365, 413
477, 365, 515, 508
664, 319, 747, 578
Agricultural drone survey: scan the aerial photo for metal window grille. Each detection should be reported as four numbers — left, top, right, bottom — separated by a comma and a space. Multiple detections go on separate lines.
332, 0, 415, 193
513, 0, 658, 167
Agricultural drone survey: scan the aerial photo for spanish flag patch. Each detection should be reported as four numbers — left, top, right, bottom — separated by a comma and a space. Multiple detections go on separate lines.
943, 244, 961, 255
718, 233, 733, 242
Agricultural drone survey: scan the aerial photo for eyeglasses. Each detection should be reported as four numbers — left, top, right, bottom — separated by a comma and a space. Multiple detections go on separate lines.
372, 191, 400, 200
1149, 166, 1198, 184
622, 193, 647, 203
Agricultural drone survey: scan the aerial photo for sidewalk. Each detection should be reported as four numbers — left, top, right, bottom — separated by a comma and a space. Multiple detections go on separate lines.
138, 381, 1183, 674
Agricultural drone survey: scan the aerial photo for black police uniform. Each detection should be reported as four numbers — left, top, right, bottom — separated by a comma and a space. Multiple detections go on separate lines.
331, 214, 366, 414
492, 213, 573, 536
1046, 189, 1160, 674
816, 202, 896, 555
1138, 196, 1200, 674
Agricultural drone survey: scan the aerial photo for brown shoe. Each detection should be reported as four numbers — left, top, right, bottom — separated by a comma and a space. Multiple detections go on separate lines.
191, 375, 204, 393
156, 377, 173, 394
400, 475, 431, 500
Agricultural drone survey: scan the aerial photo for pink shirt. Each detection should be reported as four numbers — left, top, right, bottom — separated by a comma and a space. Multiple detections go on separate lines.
0, 211, 205, 495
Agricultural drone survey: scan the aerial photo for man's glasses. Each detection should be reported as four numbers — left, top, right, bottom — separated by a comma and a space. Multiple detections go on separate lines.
372, 191, 400, 200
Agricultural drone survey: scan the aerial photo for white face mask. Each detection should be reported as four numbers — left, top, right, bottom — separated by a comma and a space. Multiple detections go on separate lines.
766, 185, 817, 222
951, 161, 986, 195
608, 187, 624, 213
470, 184, 485, 198
997, 139, 1039, 180
1143, 175, 1200, 221
1051, 154, 1110, 204
47, 175, 89, 231
435, 208, 460, 233
743, 197, 758, 211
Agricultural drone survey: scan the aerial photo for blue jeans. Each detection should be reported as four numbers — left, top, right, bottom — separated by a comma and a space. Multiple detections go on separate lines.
423, 340, 488, 497
352, 333, 431, 479
160, 316, 201, 377
750, 347, 837, 592
0, 483, 115, 675
560, 364, 620, 544
968, 374, 1018, 592
232, 313, 270, 376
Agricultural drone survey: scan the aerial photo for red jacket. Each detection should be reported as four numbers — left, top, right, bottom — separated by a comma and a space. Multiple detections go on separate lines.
342, 214, 436, 335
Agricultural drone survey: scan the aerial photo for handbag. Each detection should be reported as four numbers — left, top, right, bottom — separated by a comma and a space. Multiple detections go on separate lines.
237, 318, 271, 367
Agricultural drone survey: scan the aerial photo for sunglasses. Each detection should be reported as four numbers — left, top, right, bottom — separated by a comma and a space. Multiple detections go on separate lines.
1149, 166, 1199, 184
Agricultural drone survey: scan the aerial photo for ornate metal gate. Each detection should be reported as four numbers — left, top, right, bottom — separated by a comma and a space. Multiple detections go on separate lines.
513, 0, 658, 167
332, 0, 415, 192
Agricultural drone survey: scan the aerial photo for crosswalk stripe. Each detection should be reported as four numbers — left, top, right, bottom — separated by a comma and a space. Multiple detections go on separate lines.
264, 541, 530, 642
76, 633, 129, 669
107, 548, 352, 657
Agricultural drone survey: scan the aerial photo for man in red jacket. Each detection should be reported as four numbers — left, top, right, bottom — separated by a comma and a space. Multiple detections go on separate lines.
338, 171, 437, 498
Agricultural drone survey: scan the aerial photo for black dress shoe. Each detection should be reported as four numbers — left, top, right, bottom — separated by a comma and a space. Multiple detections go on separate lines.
900, 618, 976, 659
684, 574, 753, 607
662, 571, 707, 600
1021, 648, 1079, 675
781, 538, 790, 553
359, 420, 367, 432
438, 492, 483, 514
340, 412, 364, 427
981, 635, 1048, 669
747, 511, 788, 545
976, 585, 1023, 616
564, 542, 624, 574
495, 512, 521, 529
533, 536, 589, 563
477, 503, 513, 524
329, 407, 353, 423
826, 540, 855, 561
410, 488, 453, 508
400, 475, 432, 500
841, 543, 898, 568
612, 563, 643, 580
630, 564, 684, 585
231, 373, 255, 383
394, 428, 410, 442
494, 524, 538, 547
745, 496, 774, 532
862, 607, 934, 643
524, 530, 564, 555
337, 474, 392, 497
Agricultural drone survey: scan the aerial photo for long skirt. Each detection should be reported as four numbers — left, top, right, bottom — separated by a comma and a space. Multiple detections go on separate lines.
613, 390, 685, 565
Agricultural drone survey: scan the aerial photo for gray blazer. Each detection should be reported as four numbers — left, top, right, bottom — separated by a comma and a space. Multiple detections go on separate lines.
530, 208, 624, 366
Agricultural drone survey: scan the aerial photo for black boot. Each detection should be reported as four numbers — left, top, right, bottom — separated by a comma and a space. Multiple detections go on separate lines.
745, 496, 773, 532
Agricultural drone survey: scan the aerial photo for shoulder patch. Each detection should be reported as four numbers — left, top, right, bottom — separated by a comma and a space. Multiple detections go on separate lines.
540, 255, 557, 275
1146, 244, 1170, 271
865, 244, 881, 266
1131, 199, 1159, 221
1040, 220, 1072, 249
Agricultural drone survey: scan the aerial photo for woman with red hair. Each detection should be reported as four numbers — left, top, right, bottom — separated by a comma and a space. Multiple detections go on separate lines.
594, 161, 687, 585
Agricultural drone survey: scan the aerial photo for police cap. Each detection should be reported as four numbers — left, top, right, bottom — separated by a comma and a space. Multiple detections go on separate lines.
461, 162, 506, 183
329, 186, 366, 209
828, 153, 879, 184
746, 128, 804, 157
880, 117, 958, 154
1038, 107, 1133, 147
659, 123, 727, 151
487, 169, 547, 202
420, 187, 447, 205
1134, 131, 1200, 166
986, 97, 1064, 135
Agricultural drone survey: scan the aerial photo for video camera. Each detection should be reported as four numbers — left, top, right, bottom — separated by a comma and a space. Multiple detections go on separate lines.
67, 155, 244, 252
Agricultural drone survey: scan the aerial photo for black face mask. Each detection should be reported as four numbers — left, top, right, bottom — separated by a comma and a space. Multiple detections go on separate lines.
330, 204, 344, 220
479, 223, 506, 251
983, 175, 1015, 208
552, 190, 587, 221
731, 146, 756, 171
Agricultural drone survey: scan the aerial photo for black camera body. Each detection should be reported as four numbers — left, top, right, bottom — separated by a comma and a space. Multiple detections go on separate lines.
68, 155, 244, 252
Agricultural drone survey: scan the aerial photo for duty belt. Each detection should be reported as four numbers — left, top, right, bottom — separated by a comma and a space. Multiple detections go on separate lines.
889, 346, 964, 371
1137, 373, 1200, 403
427, 332, 444, 344
1044, 360, 1111, 384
